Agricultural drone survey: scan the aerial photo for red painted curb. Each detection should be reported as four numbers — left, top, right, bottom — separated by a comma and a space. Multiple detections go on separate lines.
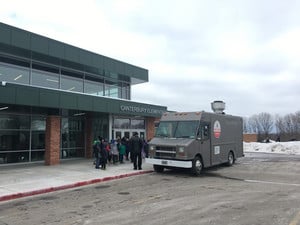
0, 170, 152, 202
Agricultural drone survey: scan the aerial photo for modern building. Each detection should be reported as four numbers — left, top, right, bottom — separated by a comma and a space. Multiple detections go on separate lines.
0, 22, 166, 165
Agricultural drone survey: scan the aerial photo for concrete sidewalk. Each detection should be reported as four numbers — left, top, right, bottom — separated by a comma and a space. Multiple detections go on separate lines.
0, 159, 153, 202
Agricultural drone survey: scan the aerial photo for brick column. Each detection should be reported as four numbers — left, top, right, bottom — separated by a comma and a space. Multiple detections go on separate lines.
45, 115, 61, 165
146, 117, 156, 140
85, 114, 93, 159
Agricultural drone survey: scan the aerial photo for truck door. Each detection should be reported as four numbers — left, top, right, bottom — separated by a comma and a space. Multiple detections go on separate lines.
197, 123, 211, 167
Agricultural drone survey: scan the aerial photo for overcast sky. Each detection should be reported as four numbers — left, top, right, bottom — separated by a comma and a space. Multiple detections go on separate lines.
1, 0, 300, 117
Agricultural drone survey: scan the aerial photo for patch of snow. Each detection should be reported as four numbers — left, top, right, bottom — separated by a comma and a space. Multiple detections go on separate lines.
243, 141, 300, 155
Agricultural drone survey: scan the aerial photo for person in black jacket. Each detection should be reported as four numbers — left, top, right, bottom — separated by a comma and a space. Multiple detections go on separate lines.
129, 132, 143, 170
99, 138, 107, 170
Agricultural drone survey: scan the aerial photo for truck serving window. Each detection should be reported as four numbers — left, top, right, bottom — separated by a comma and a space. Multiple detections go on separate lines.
155, 121, 198, 138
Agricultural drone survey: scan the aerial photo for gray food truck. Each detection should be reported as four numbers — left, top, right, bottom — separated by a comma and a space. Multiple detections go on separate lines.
145, 101, 243, 175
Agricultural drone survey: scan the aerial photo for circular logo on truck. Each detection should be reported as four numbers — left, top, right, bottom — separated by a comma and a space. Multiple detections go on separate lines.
213, 120, 221, 138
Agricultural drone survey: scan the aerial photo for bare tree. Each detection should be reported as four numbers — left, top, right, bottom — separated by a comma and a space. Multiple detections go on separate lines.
274, 114, 285, 135
243, 117, 251, 133
255, 112, 273, 140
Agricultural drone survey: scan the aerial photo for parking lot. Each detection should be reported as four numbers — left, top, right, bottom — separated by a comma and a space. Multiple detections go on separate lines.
0, 153, 299, 225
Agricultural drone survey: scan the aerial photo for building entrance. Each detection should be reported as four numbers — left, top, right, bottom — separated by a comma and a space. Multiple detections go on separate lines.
113, 129, 145, 140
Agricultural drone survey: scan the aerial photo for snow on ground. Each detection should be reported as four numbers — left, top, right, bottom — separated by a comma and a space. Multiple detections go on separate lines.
244, 141, 300, 155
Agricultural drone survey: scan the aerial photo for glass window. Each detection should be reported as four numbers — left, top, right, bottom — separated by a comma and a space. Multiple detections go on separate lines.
121, 83, 130, 100
131, 119, 145, 129
61, 74, 83, 92
61, 117, 84, 155
0, 63, 30, 85
155, 121, 178, 138
84, 75, 104, 96
0, 130, 30, 151
31, 117, 46, 150
31, 70, 59, 89
0, 151, 29, 164
105, 79, 120, 98
174, 121, 199, 138
113, 118, 130, 129
0, 115, 30, 129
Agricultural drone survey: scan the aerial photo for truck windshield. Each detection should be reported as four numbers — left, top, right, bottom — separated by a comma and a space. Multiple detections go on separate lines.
155, 121, 199, 138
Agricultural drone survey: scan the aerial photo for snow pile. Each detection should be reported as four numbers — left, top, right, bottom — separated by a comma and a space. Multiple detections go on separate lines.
243, 141, 300, 155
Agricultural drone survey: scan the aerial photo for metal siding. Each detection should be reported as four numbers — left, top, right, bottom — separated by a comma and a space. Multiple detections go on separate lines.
77, 95, 93, 110
93, 97, 109, 112
1, 23, 149, 84
60, 92, 78, 109
92, 54, 103, 70
31, 35, 48, 53
40, 90, 60, 108
16, 86, 39, 106
64, 45, 80, 63
11, 28, 30, 49
49, 40, 64, 58
0, 23, 11, 45
79, 50, 92, 65
0, 86, 15, 103
103, 56, 113, 72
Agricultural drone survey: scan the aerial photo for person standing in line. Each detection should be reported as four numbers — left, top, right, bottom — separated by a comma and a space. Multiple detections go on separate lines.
111, 139, 119, 164
119, 139, 126, 163
129, 132, 143, 170
99, 138, 107, 170
94, 136, 102, 169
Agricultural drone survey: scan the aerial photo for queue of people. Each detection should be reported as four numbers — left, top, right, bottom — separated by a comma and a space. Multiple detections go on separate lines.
93, 133, 149, 170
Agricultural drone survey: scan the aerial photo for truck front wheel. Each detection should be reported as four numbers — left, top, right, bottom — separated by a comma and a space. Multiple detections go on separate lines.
191, 156, 203, 176
153, 165, 164, 173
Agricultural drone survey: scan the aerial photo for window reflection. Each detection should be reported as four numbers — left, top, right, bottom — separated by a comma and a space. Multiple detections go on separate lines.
0, 63, 30, 85
32, 70, 59, 89
84, 75, 104, 96
61, 117, 84, 159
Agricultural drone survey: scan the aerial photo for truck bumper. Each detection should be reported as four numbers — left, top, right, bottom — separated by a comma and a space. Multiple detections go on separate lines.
145, 158, 192, 168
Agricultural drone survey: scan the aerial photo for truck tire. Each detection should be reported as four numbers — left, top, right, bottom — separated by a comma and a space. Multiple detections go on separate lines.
227, 151, 234, 166
191, 156, 203, 176
153, 165, 164, 173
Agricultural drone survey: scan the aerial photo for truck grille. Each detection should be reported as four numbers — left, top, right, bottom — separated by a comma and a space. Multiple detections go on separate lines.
155, 146, 176, 158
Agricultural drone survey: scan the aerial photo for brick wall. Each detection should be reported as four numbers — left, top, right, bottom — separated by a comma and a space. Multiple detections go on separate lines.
243, 133, 257, 142
146, 117, 160, 141
45, 116, 61, 165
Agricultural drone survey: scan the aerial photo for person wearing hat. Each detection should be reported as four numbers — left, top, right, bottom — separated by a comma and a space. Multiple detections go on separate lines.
129, 132, 143, 170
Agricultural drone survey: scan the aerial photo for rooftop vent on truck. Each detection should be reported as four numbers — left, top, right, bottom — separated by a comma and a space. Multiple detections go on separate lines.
211, 100, 225, 114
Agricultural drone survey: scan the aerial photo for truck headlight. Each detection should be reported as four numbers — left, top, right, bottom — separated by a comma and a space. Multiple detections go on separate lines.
150, 145, 156, 151
178, 146, 185, 153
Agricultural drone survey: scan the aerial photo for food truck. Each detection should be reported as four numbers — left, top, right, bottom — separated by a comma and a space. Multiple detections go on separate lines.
145, 101, 243, 175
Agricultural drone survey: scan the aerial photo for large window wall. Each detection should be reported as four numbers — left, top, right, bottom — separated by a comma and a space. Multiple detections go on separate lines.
0, 107, 46, 164
0, 55, 131, 100
61, 117, 85, 159
0, 105, 89, 164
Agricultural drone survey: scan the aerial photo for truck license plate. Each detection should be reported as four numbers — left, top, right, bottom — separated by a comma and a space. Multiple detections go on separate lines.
161, 160, 168, 165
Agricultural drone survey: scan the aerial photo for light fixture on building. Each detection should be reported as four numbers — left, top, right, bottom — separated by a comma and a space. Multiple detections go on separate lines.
73, 112, 85, 116
0, 106, 8, 111
14, 74, 23, 80
46, 78, 59, 83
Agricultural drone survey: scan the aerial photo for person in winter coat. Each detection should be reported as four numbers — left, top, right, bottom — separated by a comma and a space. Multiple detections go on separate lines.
94, 136, 102, 169
99, 138, 107, 170
129, 132, 143, 170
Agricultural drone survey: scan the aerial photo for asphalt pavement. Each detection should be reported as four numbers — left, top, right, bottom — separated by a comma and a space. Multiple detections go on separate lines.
0, 158, 153, 202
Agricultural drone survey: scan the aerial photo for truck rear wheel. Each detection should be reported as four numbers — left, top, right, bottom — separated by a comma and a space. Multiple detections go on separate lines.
227, 151, 234, 166
191, 156, 203, 176
153, 165, 164, 173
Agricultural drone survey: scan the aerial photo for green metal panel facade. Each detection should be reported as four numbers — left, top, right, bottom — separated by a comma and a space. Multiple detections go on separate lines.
0, 83, 166, 117
0, 22, 148, 84
0, 22, 166, 117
